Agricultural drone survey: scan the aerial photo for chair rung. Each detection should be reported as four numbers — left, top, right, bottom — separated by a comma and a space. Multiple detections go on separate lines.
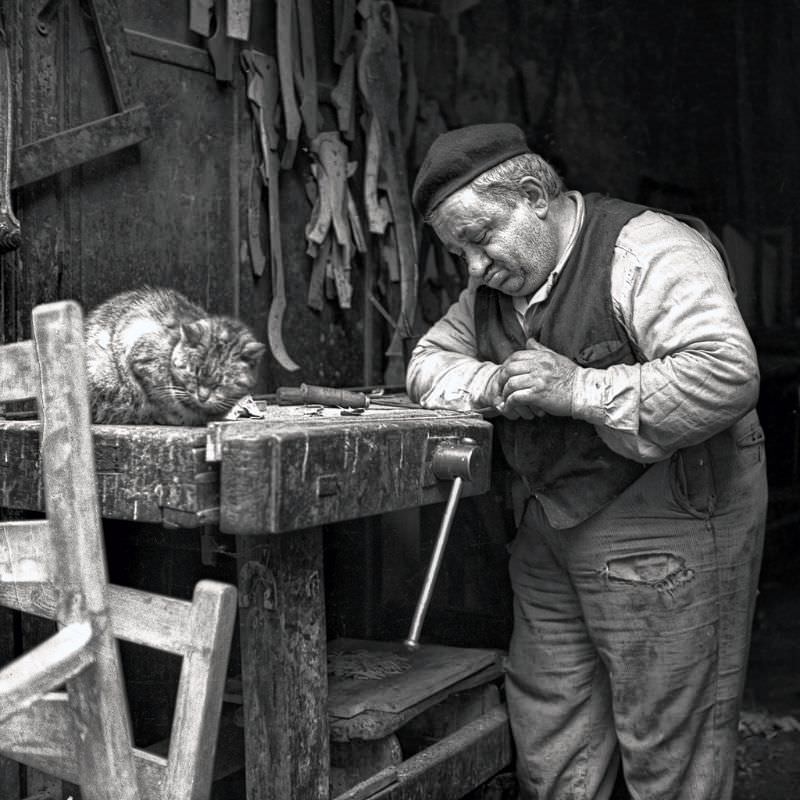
0, 621, 93, 724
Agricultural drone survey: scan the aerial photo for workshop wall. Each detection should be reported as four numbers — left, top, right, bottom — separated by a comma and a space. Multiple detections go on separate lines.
0, 0, 378, 391
5, 1, 796, 380
2, 0, 798, 761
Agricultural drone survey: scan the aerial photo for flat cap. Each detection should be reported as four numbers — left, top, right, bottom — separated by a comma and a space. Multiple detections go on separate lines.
412, 123, 531, 217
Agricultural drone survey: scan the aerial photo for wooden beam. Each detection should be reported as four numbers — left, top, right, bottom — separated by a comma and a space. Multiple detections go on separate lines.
86, 0, 138, 110
236, 529, 330, 799
124, 28, 214, 74
0, 582, 195, 656
332, 706, 512, 800
11, 105, 151, 189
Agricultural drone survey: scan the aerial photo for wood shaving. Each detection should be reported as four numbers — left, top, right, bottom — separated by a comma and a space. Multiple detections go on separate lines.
327, 649, 411, 680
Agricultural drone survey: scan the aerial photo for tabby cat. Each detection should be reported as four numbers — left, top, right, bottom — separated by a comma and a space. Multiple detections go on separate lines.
84, 287, 266, 425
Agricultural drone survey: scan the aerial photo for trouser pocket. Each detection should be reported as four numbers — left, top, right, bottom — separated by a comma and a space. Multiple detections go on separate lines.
671, 440, 716, 517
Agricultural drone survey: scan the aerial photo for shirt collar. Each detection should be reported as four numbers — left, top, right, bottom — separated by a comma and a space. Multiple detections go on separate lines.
513, 191, 585, 318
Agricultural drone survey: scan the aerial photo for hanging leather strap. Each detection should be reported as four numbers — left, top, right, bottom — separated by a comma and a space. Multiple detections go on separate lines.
0, 18, 20, 253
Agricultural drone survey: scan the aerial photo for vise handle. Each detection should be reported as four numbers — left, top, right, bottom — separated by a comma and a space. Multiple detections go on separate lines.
404, 438, 481, 651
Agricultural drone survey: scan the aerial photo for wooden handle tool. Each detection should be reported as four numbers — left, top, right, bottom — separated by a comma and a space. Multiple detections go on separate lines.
0, 23, 20, 253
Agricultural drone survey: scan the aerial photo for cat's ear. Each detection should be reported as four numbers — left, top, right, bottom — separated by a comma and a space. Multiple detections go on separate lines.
181, 321, 207, 346
242, 341, 266, 364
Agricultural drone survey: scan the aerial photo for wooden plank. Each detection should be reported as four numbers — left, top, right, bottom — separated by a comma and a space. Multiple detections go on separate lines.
0, 623, 93, 725
218, 410, 493, 534
162, 580, 237, 800
0, 421, 216, 526
0, 408, 488, 531
346, 706, 512, 800
328, 662, 504, 743
0, 520, 52, 583
0, 582, 194, 656
236, 528, 330, 800
11, 106, 152, 189
107, 585, 195, 654
333, 766, 398, 800
124, 28, 214, 74
0, 341, 37, 401
32, 300, 141, 800
86, 0, 139, 110
327, 639, 501, 718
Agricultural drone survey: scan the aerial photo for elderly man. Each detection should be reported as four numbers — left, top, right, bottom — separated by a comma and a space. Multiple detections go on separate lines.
406, 123, 766, 800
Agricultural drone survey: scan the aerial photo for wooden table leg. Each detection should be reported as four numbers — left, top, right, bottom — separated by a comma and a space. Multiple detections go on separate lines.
236, 528, 330, 800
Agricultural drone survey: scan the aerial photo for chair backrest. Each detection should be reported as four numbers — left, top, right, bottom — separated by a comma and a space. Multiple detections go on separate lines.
0, 301, 237, 800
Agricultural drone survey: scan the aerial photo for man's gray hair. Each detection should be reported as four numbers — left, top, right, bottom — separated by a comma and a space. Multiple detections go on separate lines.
470, 152, 565, 207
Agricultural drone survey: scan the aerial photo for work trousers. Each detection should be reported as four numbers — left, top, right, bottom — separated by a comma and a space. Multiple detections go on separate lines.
506, 410, 767, 800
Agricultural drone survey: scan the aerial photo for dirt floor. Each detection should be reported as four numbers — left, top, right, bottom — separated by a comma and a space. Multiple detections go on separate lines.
733, 578, 800, 800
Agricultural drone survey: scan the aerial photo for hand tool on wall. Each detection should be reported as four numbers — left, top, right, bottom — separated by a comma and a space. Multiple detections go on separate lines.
333, 0, 357, 65
357, 1, 418, 364
0, 21, 20, 253
361, 109, 391, 236
242, 49, 269, 279
246, 161, 267, 277
294, 0, 318, 141
276, 0, 302, 169
305, 131, 364, 311
331, 53, 356, 141
241, 49, 300, 372
227, 0, 252, 41
404, 439, 482, 651
399, 19, 419, 153
206, 0, 238, 82
189, 0, 215, 36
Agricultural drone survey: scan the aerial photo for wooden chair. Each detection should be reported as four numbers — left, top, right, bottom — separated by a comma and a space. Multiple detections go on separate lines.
0, 301, 238, 800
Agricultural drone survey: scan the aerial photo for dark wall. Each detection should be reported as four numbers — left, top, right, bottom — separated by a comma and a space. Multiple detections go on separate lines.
4, 1, 798, 370
421, 0, 798, 242
1, 0, 376, 390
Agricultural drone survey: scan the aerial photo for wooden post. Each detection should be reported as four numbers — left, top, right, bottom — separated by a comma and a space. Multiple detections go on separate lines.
236, 528, 330, 800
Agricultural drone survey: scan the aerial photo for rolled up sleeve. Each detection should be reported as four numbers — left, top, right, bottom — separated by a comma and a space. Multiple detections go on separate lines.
406, 282, 503, 412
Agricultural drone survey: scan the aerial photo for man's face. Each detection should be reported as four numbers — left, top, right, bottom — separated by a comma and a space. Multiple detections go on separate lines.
431, 184, 559, 297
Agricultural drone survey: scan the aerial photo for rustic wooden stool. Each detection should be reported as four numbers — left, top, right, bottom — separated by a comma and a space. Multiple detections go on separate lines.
0, 301, 237, 800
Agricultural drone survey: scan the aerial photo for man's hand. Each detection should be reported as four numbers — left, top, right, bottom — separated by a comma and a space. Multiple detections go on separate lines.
496, 338, 578, 419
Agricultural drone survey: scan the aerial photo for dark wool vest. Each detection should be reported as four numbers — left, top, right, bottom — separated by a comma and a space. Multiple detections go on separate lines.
475, 193, 727, 529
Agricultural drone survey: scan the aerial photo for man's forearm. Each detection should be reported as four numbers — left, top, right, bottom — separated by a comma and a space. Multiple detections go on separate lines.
406, 344, 502, 411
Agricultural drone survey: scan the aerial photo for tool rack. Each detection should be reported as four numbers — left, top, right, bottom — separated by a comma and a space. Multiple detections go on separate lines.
0, 403, 512, 799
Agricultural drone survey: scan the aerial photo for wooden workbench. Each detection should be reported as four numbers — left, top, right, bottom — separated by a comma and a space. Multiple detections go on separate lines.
0, 403, 511, 799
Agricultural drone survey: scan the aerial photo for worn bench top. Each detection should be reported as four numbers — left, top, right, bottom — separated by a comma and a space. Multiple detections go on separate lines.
0, 404, 493, 533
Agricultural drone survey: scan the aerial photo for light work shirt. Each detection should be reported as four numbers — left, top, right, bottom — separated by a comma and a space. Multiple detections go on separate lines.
406, 192, 760, 463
